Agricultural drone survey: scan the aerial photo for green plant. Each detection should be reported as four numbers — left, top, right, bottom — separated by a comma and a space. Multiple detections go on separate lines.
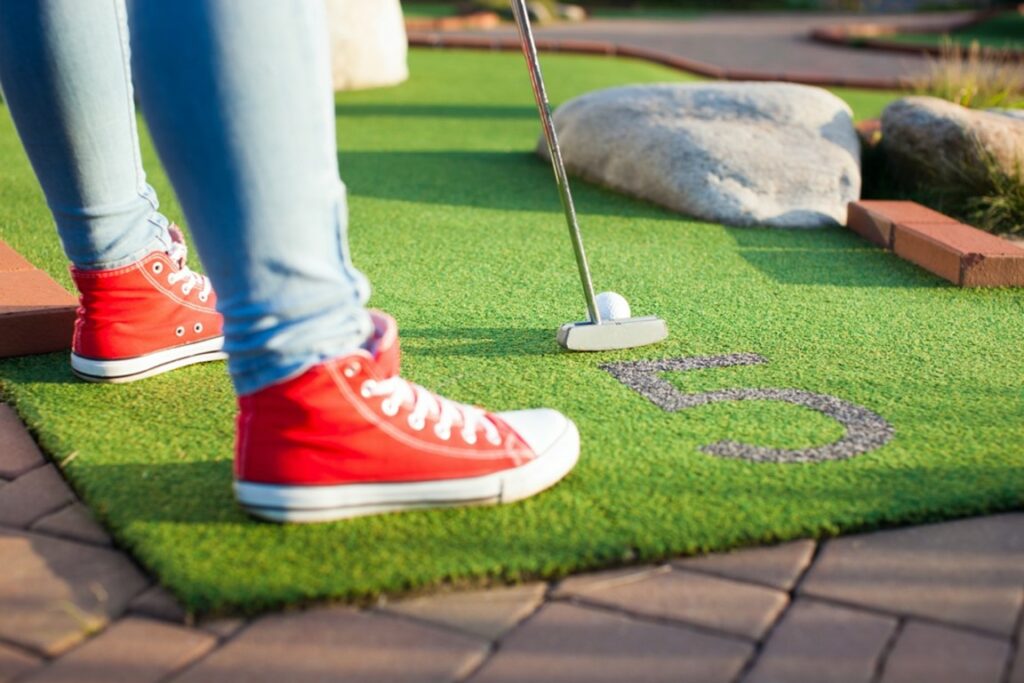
911, 38, 1024, 109
958, 147, 1024, 236
887, 137, 1024, 237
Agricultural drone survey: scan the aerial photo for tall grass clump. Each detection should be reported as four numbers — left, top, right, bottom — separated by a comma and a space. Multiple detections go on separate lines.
912, 39, 1024, 109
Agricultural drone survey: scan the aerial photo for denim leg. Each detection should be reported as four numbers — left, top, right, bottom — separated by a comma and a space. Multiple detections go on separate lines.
0, 0, 173, 270
128, 0, 372, 395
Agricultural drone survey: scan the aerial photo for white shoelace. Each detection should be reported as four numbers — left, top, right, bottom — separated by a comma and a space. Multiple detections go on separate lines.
361, 376, 502, 445
165, 240, 212, 300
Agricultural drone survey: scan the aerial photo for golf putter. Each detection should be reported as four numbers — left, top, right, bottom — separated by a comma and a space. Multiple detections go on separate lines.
510, 0, 668, 351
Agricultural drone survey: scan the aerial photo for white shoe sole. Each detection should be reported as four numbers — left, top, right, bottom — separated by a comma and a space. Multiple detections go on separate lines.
70, 336, 226, 383
234, 418, 580, 523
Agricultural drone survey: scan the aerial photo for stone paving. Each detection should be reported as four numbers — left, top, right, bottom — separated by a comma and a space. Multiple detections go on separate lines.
408, 11, 976, 84
1, 401, 1022, 682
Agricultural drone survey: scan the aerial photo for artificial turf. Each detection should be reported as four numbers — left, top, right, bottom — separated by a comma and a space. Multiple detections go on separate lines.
1, 49, 1022, 615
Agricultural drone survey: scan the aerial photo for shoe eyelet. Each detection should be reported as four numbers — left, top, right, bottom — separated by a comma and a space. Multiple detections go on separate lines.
381, 399, 399, 417
343, 361, 361, 378
175, 326, 185, 337
434, 425, 451, 441
462, 432, 477, 445
360, 380, 375, 398
198, 293, 209, 302
193, 322, 203, 334
407, 415, 425, 431
181, 286, 193, 296
152, 262, 164, 275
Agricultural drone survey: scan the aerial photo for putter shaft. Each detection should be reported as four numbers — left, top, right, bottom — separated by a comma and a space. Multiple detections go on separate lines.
510, 0, 602, 325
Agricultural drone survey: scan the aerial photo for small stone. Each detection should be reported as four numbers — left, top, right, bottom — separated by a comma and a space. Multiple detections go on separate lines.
19, 617, 215, 683
128, 586, 189, 624
469, 602, 752, 683
542, 82, 860, 227
880, 621, 1009, 683
801, 514, 1024, 637
745, 599, 896, 683
0, 405, 46, 479
0, 466, 74, 528
31, 503, 111, 546
172, 607, 488, 683
558, 566, 787, 640
673, 539, 815, 591
0, 529, 149, 656
382, 583, 546, 640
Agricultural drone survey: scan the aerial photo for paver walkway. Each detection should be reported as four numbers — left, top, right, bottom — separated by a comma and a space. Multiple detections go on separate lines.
1, 401, 1022, 682
408, 11, 975, 84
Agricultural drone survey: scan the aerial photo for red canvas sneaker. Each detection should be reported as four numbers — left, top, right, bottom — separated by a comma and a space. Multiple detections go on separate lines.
234, 339, 579, 522
69, 226, 226, 382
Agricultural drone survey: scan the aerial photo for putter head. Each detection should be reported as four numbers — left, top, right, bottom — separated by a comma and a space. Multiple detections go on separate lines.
557, 316, 669, 352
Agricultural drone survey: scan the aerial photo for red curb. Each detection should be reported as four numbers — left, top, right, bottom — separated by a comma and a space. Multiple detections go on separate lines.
847, 200, 956, 248
404, 11, 501, 33
810, 10, 1023, 62
406, 34, 908, 89
0, 240, 77, 358
893, 222, 1024, 287
847, 201, 1024, 287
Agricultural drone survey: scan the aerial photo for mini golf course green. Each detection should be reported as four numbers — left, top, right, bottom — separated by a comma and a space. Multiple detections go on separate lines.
1, 49, 1021, 616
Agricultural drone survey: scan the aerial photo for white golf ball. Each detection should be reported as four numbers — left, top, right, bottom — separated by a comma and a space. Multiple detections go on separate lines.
595, 291, 631, 320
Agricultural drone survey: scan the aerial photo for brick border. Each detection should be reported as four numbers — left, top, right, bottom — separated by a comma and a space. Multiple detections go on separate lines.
810, 10, 1024, 62
404, 10, 502, 33
0, 240, 77, 358
405, 33, 906, 90
846, 201, 1024, 287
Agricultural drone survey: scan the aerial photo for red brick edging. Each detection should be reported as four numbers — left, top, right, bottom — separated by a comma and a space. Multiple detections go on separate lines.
404, 11, 502, 33
811, 10, 1024, 62
0, 240, 77, 358
406, 33, 906, 90
847, 201, 1024, 287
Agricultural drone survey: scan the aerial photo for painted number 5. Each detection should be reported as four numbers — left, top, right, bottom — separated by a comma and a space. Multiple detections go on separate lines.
601, 354, 894, 463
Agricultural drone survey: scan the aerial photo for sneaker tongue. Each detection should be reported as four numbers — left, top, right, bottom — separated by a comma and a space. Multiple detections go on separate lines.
363, 312, 400, 379
165, 225, 188, 270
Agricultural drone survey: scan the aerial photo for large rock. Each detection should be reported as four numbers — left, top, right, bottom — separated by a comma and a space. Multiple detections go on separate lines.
881, 97, 1024, 187
540, 82, 860, 228
324, 0, 408, 91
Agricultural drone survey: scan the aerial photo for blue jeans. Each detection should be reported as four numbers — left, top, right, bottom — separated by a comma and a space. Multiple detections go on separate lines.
0, 0, 372, 394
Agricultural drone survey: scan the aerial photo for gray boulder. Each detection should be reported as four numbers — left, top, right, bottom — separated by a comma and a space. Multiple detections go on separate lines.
539, 82, 860, 228
989, 108, 1024, 123
881, 97, 1024, 187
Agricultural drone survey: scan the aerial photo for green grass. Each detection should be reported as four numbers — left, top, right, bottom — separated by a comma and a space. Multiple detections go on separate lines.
2, 49, 1022, 616
888, 12, 1024, 51
401, 3, 461, 19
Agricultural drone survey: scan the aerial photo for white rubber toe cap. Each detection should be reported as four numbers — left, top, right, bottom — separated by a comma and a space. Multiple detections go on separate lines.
496, 408, 572, 456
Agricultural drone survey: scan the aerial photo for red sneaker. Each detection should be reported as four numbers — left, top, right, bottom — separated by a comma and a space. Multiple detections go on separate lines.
234, 323, 579, 522
69, 226, 225, 382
